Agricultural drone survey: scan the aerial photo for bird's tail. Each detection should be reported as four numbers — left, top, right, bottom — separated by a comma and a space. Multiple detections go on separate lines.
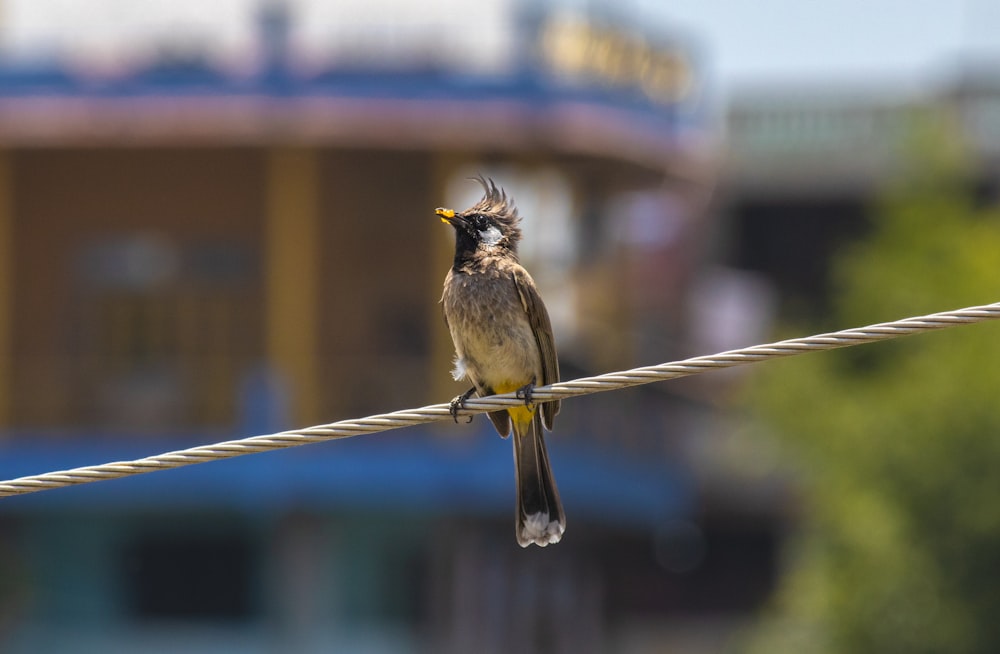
512, 411, 565, 547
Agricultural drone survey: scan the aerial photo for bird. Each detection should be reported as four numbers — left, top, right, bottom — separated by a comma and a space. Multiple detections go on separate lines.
437, 176, 565, 547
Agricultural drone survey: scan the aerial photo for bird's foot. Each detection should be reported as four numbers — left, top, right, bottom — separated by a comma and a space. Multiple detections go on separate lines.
515, 377, 537, 407
449, 387, 476, 424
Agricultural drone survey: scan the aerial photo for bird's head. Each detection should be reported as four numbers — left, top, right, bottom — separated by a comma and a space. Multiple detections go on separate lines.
437, 176, 522, 258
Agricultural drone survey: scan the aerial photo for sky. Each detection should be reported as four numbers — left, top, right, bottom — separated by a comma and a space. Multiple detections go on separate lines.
653, 0, 1000, 93
3, 0, 999, 96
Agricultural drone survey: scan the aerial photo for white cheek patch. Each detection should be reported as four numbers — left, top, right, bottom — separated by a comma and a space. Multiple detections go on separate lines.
478, 225, 503, 246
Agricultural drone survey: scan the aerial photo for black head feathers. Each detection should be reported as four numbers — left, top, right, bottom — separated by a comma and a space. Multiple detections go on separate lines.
465, 176, 522, 245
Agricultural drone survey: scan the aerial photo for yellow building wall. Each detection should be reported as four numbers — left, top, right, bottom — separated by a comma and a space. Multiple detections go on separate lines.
265, 148, 322, 426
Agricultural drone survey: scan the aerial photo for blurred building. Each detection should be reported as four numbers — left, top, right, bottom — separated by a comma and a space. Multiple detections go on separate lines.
0, 1, 785, 652
719, 69, 1000, 316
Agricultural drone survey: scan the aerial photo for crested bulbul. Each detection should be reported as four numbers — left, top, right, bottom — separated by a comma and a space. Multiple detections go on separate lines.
437, 176, 565, 547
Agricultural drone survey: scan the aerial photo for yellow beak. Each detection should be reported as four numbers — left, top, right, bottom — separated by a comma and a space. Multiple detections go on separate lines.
436, 207, 455, 224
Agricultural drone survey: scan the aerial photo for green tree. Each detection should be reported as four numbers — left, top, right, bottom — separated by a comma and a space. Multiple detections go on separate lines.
744, 132, 1000, 654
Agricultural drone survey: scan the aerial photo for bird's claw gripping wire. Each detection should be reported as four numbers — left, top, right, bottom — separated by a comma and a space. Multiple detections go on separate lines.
515, 377, 537, 407
449, 387, 476, 424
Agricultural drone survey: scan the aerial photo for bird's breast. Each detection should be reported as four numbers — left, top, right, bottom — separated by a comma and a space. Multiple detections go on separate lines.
442, 269, 540, 388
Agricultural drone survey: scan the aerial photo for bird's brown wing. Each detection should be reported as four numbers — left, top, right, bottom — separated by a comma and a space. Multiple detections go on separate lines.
512, 267, 561, 430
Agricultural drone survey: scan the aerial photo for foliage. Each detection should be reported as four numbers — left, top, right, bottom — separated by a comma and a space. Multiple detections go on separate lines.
743, 131, 1000, 654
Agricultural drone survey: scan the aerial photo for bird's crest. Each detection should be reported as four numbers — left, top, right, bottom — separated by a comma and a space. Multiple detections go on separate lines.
467, 175, 522, 244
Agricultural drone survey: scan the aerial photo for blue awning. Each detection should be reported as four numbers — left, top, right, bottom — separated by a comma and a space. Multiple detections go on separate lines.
0, 423, 693, 529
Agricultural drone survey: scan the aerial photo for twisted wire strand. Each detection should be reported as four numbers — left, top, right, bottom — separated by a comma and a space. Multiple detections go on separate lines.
1, 301, 998, 499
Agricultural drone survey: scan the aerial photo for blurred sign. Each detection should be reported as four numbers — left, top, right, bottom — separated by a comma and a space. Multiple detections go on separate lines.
538, 12, 694, 105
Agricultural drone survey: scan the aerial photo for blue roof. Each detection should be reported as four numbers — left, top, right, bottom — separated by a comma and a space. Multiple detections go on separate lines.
0, 58, 703, 136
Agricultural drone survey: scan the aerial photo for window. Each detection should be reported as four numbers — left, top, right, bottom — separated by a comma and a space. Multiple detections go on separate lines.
121, 529, 257, 621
